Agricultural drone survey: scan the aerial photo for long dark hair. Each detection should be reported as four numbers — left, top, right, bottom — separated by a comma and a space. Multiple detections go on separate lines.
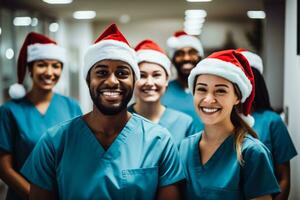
251, 67, 273, 111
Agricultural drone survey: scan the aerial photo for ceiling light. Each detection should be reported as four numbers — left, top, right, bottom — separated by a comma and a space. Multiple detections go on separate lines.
31, 18, 39, 26
13, 17, 32, 26
186, 0, 212, 2
119, 14, 131, 24
247, 11, 266, 19
6, 48, 14, 60
43, 0, 73, 4
49, 23, 59, 32
185, 10, 207, 18
73, 11, 96, 19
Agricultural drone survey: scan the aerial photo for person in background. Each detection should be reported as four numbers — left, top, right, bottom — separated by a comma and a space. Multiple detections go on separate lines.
180, 49, 280, 199
20, 24, 185, 200
0, 32, 82, 200
238, 48, 297, 200
161, 31, 204, 131
128, 39, 197, 147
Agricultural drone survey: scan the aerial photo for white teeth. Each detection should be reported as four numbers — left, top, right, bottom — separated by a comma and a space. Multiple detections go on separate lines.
42, 78, 53, 84
202, 107, 219, 113
102, 91, 121, 97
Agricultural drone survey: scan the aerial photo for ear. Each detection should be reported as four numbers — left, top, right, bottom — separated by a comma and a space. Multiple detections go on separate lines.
234, 98, 240, 106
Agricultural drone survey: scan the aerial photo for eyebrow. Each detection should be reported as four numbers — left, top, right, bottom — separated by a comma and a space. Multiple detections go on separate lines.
94, 64, 108, 69
196, 83, 207, 86
215, 84, 229, 88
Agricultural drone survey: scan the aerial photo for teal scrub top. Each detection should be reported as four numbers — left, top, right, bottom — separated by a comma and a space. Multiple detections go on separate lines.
21, 114, 185, 200
179, 132, 280, 200
0, 93, 82, 200
161, 80, 204, 131
128, 104, 197, 147
253, 110, 297, 164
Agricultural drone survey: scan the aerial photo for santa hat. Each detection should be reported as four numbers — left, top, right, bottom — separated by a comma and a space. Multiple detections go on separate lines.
188, 49, 255, 126
166, 30, 204, 58
83, 24, 140, 81
237, 48, 263, 74
135, 39, 171, 76
8, 32, 66, 99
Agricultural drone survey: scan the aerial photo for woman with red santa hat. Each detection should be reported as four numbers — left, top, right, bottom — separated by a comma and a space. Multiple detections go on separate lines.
0, 32, 82, 200
179, 49, 280, 199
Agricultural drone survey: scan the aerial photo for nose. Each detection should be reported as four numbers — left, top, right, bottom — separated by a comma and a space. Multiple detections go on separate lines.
106, 73, 119, 87
145, 76, 154, 85
203, 93, 216, 104
183, 52, 192, 61
45, 65, 54, 76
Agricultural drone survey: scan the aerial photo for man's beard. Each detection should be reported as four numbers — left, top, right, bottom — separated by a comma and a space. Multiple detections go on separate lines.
174, 60, 199, 81
89, 86, 133, 116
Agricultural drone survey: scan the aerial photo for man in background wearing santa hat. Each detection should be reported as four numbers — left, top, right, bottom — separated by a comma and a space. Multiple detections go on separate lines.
161, 31, 205, 132
0, 32, 82, 200
21, 24, 185, 200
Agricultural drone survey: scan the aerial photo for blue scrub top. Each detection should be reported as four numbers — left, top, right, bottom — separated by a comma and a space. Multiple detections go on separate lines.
21, 114, 185, 200
0, 93, 82, 200
179, 132, 280, 200
128, 104, 197, 147
161, 80, 204, 131
253, 110, 297, 164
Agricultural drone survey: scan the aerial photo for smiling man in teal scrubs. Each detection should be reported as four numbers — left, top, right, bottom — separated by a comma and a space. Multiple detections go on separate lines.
21, 24, 185, 200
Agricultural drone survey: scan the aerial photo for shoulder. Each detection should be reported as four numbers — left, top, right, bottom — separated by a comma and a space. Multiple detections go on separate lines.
132, 113, 172, 141
165, 108, 193, 122
254, 110, 282, 122
242, 134, 270, 156
0, 98, 27, 114
54, 93, 79, 104
44, 116, 83, 144
180, 132, 201, 151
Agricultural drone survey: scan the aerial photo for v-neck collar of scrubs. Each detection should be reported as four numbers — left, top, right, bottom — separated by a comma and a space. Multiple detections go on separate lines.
194, 132, 234, 170
24, 93, 57, 117
79, 113, 139, 162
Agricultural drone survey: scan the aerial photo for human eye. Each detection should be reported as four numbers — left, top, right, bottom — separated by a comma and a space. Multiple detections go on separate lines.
52, 63, 62, 69
153, 72, 162, 78
96, 69, 108, 77
215, 88, 227, 95
196, 86, 207, 92
116, 68, 130, 78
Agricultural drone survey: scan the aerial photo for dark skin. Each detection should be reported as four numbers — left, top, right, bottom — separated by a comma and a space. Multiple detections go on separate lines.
29, 59, 182, 200
173, 47, 201, 89
273, 162, 290, 200
0, 60, 62, 200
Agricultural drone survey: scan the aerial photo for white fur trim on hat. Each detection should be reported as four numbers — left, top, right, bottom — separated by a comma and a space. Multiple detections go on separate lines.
239, 113, 255, 127
240, 51, 263, 74
27, 43, 66, 64
83, 39, 140, 81
167, 35, 204, 58
188, 58, 252, 102
136, 49, 171, 76
8, 83, 26, 99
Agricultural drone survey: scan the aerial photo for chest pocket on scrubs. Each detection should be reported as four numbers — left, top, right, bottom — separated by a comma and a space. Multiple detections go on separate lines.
198, 187, 241, 200
121, 167, 158, 200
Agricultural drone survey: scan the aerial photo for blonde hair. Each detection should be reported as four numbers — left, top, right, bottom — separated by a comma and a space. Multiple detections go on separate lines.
231, 84, 258, 165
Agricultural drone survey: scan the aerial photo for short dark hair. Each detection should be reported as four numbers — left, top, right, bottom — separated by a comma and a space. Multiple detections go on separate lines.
251, 67, 273, 111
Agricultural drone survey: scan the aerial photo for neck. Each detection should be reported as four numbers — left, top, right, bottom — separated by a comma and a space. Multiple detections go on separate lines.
26, 87, 53, 104
203, 119, 235, 144
85, 105, 131, 136
176, 75, 188, 89
134, 100, 165, 123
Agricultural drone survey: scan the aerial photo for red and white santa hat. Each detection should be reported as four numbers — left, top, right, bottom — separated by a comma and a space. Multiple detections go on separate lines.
188, 49, 255, 126
166, 30, 204, 58
83, 24, 140, 81
9, 32, 66, 99
236, 48, 263, 74
135, 39, 171, 77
